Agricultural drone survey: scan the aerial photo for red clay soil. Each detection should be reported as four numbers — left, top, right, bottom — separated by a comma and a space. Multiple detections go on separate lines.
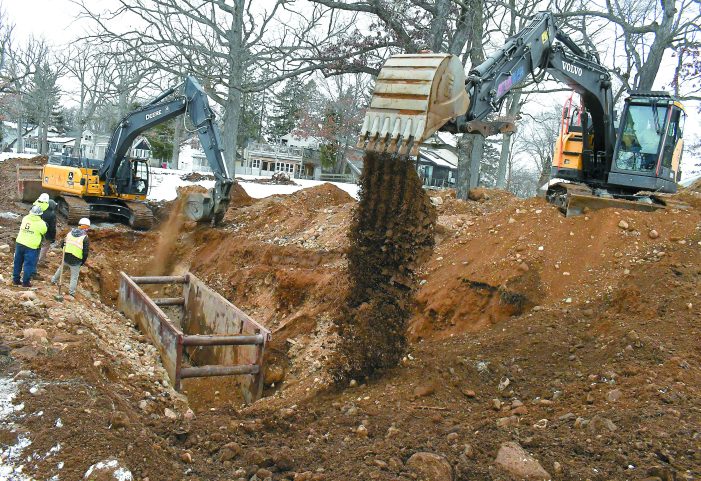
1, 176, 700, 480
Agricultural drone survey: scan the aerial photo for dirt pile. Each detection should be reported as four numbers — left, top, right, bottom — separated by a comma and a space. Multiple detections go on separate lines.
180, 172, 214, 182
332, 152, 436, 381
147, 193, 188, 276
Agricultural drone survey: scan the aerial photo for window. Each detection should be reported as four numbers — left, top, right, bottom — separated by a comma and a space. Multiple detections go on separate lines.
615, 104, 666, 172
249, 158, 261, 168
660, 109, 684, 169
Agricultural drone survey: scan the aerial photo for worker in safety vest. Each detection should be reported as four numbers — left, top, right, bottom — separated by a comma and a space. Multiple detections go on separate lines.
13, 205, 48, 287
51, 218, 91, 299
33, 193, 57, 265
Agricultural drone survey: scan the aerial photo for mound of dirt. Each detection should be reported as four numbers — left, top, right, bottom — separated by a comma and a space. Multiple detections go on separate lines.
180, 172, 214, 181
332, 152, 436, 381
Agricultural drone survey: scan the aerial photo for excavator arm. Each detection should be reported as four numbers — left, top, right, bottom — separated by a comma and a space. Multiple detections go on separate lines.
99, 76, 232, 222
358, 12, 613, 158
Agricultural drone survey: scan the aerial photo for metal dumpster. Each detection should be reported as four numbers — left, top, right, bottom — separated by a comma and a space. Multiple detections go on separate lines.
118, 272, 271, 403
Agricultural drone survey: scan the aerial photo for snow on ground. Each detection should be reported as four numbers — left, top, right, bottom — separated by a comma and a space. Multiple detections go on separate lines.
0, 153, 36, 163
148, 168, 359, 202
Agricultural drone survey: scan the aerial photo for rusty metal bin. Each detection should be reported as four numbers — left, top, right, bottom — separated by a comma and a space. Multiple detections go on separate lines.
118, 272, 271, 403
16, 165, 45, 202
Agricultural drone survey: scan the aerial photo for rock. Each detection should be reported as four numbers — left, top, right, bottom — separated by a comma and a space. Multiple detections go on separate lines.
430, 196, 444, 206
446, 432, 459, 443
23, 328, 48, 341
618, 220, 629, 230
388, 457, 403, 471
218, 442, 242, 462
463, 444, 475, 458
273, 449, 295, 471
574, 417, 587, 429
491, 399, 502, 410
19, 291, 38, 301
349, 379, 358, 388
109, 411, 130, 429
256, 468, 273, 479
406, 452, 453, 481
265, 364, 285, 384
496, 416, 519, 428
511, 405, 528, 415
294, 472, 313, 481
373, 459, 388, 469
356, 425, 368, 438
385, 425, 401, 439
180, 452, 192, 463
0, 244, 10, 253
413, 383, 435, 398
553, 461, 562, 474
588, 415, 617, 433
494, 442, 551, 480
183, 408, 195, 421
461, 388, 476, 398
164, 408, 177, 420
649, 229, 659, 239
607, 389, 623, 402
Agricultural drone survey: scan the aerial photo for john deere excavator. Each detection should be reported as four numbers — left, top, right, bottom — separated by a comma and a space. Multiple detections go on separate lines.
357, 11, 687, 216
37, 76, 232, 229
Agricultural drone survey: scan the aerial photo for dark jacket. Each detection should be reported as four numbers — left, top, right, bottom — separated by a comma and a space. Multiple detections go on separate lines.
41, 200, 57, 243
61, 228, 90, 266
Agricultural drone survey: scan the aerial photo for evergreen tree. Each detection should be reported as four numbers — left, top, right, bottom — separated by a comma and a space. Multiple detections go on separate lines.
267, 79, 318, 140
50, 106, 67, 134
144, 120, 174, 161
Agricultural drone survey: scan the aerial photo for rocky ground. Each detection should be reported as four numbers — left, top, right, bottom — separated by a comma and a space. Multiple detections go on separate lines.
1, 155, 700, 480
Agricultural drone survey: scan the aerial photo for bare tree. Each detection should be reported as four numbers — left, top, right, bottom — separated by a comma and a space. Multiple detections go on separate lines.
62, 41, 116, 156
551, 0, 701, 97
78, 0, 370, 175
514, 105, 562, 179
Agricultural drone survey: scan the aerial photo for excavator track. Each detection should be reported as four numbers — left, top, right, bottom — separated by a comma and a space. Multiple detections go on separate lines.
547, 182, 690, 217
58, 195, 92, 225
124, 201, 154, 230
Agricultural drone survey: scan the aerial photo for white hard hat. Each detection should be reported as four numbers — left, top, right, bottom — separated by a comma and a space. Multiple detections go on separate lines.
38, 193, 50, 202
30, 205, 43, 215
79, 217, 91, 227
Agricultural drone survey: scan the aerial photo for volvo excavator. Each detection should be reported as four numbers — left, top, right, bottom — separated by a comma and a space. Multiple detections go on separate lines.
35, 76, 232, 229
357, 11, 687, 216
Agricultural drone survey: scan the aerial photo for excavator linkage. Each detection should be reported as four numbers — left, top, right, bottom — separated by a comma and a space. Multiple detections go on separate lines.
357, 53, 469, 156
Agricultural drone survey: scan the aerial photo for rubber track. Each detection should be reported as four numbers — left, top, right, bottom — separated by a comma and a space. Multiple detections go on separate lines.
124, 201, 154, 230
59, 196, 92, 225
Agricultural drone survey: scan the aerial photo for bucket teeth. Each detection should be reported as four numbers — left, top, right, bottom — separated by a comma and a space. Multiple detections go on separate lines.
356, 53, 469, 157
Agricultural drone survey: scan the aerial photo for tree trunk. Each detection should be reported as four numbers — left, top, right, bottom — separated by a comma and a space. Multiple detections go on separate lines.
221, 0, 245, 177
636, 0, 676, 90
15, 113, 24, 153
171, 116, 182, 168
496, 91, 521, 189
74, 124, 84, 158
455, 134, 475, 200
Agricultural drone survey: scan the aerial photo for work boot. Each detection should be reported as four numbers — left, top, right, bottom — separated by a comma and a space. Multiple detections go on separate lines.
12, 279, 21, 286
22, 281, 32, 288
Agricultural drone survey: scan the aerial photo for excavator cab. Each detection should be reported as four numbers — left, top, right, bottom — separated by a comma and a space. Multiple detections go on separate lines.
608, 93, 685, 192
115, 158, 150, 196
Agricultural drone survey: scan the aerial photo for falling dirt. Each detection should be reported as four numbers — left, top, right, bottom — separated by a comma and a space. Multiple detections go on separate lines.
146, 187, 206, 276
332, 152, 436, 381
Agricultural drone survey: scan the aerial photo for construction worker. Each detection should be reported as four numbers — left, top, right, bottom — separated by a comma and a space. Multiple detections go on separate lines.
51, 218, 91, 299
13, 205, 48, 287
33, 193, 57, 265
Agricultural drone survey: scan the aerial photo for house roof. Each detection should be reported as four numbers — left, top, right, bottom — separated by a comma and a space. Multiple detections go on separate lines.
419, 147, 458, 169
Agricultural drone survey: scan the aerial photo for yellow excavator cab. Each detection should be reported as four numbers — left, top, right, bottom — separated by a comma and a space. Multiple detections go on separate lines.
357, 53, 469, 156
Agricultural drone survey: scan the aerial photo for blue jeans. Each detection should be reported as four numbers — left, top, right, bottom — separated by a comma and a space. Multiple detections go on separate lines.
13, 243, 40, 285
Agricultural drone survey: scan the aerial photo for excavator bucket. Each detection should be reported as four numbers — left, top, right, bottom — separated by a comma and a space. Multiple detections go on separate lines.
357, 53, 469, 156
184, 191, 216, 222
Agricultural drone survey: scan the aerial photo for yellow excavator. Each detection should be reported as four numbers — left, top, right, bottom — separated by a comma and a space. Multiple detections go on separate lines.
357, 12, 687, 215
22, 76, 232, 229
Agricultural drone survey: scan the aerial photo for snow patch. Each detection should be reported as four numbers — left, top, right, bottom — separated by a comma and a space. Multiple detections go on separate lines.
0, 212, 20, 220
83, 459, 133, 481
0, 152, 36, 163
147, 168, 359, 202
